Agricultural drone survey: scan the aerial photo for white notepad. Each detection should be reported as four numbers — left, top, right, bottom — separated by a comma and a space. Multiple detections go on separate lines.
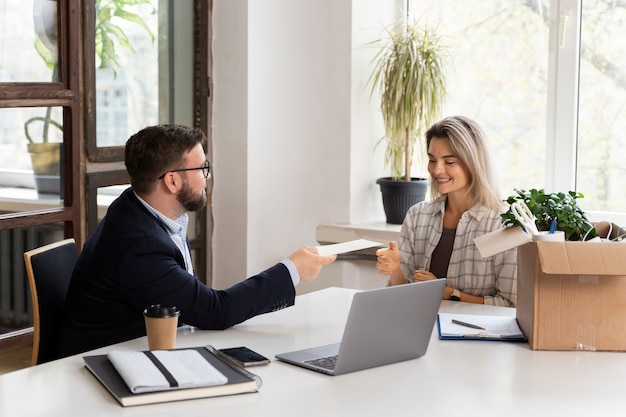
108, 349, 228, 394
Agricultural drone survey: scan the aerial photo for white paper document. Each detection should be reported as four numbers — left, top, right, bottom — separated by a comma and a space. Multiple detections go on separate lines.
473, 226, 532, 259
437, 313, 526, 340
315, 239, 383, 256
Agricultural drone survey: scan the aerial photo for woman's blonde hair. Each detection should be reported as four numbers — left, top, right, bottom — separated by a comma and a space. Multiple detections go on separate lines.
425, 115, 503, 210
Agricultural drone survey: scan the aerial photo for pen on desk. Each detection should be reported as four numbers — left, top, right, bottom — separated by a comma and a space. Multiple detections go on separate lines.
451, 319, 486, 330
549, 217, 557, 234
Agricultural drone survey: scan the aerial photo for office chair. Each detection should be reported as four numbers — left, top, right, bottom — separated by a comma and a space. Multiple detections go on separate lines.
24, 238, 78, 365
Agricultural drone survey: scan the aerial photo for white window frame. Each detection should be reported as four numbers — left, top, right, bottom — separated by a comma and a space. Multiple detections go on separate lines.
547, 0, 626, 225
546, 0, 580, 193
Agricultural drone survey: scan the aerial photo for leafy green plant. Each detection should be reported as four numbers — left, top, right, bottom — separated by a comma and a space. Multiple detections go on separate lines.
95, 0, 155, 76
35, 0, 154, 75
501, 188, 597, 241
367, 20, 448, 181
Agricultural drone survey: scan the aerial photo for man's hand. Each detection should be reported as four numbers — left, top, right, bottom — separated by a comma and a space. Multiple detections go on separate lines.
376, 241, 400, 275
289, 247, 336, 281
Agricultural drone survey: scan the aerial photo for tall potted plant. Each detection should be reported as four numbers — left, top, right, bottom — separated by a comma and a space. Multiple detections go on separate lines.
368, 19, 448, 224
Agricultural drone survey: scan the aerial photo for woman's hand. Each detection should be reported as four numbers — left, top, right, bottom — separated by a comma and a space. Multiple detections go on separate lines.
376, 241, 400, 275
413, 269, 436, 282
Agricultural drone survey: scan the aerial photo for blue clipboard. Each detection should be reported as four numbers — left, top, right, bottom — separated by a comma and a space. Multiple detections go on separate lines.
436, 313, 527, 342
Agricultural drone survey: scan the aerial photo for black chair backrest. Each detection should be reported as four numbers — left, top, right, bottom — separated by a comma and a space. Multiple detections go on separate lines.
24, 238, 78, 365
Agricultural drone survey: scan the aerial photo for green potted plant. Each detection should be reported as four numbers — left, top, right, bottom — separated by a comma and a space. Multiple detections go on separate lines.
28, 0, 154, 194
501, 188, 597, 241
368, 19, 448, 224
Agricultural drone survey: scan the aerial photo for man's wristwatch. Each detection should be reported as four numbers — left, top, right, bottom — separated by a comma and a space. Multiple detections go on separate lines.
450, 288, 461, 301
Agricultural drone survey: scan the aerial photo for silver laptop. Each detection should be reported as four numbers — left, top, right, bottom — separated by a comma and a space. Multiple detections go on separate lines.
275, 279, 446, 375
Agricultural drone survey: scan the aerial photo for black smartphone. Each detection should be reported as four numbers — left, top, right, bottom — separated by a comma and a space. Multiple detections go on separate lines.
218, 347, 271, 367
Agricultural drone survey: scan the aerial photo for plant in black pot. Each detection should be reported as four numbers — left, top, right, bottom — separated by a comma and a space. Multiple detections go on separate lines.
368, 19, 448, 224
501, 188, 597, 241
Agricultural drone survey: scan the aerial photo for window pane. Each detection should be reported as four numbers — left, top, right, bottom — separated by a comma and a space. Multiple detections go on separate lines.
95, 1, 158, 147
577, 1, 626, 212
0, 107, 64, 206
410, 1, 549, 197
97, 184, 127, 221
0, 0, 59, 82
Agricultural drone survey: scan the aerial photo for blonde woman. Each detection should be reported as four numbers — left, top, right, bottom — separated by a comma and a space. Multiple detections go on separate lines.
376, 116, 517, 307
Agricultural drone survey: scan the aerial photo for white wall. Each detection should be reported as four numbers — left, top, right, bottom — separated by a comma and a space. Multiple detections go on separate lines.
211, 0, 402, 288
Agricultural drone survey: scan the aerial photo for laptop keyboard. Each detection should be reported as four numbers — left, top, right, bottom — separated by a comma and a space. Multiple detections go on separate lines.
305, 355, 338, 370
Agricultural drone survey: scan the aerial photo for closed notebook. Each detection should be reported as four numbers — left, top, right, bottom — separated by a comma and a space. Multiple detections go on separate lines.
84, 345, 260, 407
107, 349, 228, 394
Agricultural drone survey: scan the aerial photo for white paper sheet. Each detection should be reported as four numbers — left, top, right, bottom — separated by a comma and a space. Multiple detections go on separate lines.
315, 239, 383, 256
473, 227, 532, 259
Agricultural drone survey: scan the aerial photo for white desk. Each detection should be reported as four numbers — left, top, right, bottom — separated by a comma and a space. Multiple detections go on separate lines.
1, 287, 625, 417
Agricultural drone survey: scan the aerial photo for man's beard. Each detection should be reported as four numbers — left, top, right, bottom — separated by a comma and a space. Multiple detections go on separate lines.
177, 181, 207, 212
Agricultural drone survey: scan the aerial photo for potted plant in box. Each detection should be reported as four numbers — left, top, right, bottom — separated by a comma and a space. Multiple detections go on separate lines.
501, 188, 597, 241
367, 19, 449, 224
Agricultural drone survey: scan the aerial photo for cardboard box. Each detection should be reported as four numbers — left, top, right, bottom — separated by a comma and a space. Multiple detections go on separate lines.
517, 239, 626, 351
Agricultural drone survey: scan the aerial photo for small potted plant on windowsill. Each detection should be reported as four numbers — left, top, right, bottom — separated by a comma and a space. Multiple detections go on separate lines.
367, 19, 448, 224
501, 188, 597, 241
25, 116, 64, 195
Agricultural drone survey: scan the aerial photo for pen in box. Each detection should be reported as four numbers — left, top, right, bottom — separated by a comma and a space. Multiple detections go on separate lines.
549, 217, 558, 234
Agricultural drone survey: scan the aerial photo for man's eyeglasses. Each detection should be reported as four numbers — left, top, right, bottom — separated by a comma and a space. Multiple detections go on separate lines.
158, 161, 211, 180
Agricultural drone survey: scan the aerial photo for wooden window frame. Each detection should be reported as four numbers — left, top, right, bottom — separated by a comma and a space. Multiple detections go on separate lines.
0, 0, 83, 240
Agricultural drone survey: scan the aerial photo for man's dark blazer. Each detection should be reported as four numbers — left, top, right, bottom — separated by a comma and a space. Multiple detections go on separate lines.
56, 188, 294, 359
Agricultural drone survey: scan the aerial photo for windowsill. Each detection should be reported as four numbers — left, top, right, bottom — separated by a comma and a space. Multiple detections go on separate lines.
0, 187, 61, 211
0, 187, 118, 218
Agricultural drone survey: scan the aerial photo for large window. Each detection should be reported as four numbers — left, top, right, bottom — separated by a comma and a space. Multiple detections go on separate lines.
410, 0, 625, 218
577, 1, 626, 212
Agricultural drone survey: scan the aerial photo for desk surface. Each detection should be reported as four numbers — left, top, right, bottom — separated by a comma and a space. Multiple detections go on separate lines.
2, 287, 625, 417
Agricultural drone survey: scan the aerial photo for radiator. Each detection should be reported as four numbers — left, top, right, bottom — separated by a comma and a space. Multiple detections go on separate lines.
0, 228, 44, 327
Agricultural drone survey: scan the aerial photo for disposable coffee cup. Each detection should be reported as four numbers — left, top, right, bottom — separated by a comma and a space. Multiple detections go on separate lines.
532, 230, 565, 242
143, 304, 181, 350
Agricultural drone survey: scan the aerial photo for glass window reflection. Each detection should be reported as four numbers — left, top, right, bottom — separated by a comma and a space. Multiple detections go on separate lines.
95, 0, 158, 147
0, 107, 64, 207
0, 0, 59, 82
410, 1, 549, 194
577, 2, 626, 212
